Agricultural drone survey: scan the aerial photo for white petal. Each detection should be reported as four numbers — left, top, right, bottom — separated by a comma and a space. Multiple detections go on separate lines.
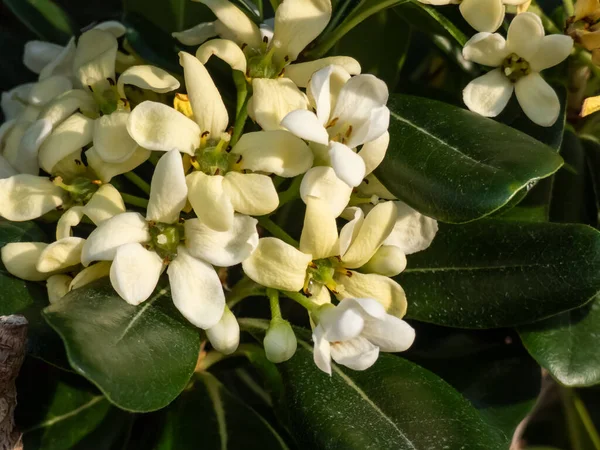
330, 336, 379, 371
231, 130, 313, 177
86, 146, 151, 183
285, 57, 361, 88
94, 21, 127, 38
206, 306, 239, 354
318, 303, 365, 342
362, 315, 415, 353
47, 274, 72, 304
336, 271, 407, 318
0, 119, 16, 148
23, 41, 64, 74
300, 166, 352, 217
347, 105, 389, 149
342, 201, 397, 269
506, 12, 544, 61
179, 52, 229, 138
1, 242, 49, 281
515, 73, 560, 127
94, 112, 138, 163
307, 65, 352, 115
299, 196, 339, 259
168, 246, 225, 329
147, 149, 187, 223
196, 0, 262, 49
280, 109, 329, 145
38, 113, 94, 174
249, 78, 309, 131
127, 101, 200, 155
185, 214, 258, 267
73, 29, 118, 90
264, 319, 297, 363
1, 84, 34, 120
312, 325, 332, 375
0, 175, 65, 221
462, 68, 513, 118
462, 32, 508, 66
117, 65, 180, 99
0, 154, 17, 179
56, 207, 84, 240
38, 89, 97, 129
223, 172, 279, 216
271, 0, 332, 64
359, 131, 389, 176
81, 212, 150, 265
383, 201, 438, 254
69, 261, 111, 291
529, 35, 574, 72
110, 243, 163, 305
339, 207, 364, 256
341, 297, 387, 320
459, 0, 505, 33
196, 38, 247, 73
27, 76, 72, 106
39, 38, 76, 80
186, 172, 234, 232
2, 122, 29, 171
328, 142, 365, 188
242, 237, 311, 291
172, 21, 218, 46
15, 119, 52, 175
360, 245, 407, 277
84, 184, 126, 225
37, 237, 84, 272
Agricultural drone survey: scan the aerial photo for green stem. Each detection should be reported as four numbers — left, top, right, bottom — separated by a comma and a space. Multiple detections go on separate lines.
575, 48, 600, 79
283, 290, 320, 312
561, 387, 600, 450
196, 351, 228, 371
268, 0, 279, 11
121, 193, 149, 208
563, 0, 575, 17
148, 152, 161, 166
123, 171, 151, 195
226, 276, 265, 309
573, 390, 600, 449
278, 175, 302, 206
267, 288, 282, 319
257, 216, 298, 246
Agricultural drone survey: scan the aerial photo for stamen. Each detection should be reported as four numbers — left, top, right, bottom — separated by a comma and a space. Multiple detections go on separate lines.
326, 117, 339, 129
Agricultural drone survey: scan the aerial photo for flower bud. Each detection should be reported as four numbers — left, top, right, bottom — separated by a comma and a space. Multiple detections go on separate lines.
360, 245, 407, 277
263, 319, 297, 363
206, 307, 239, 355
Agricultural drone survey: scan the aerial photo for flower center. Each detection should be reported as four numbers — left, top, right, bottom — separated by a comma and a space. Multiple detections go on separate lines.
304, 257, 349, 296
52, 176, 101, 204
326, 118, 353, 145
148, 221, 185, 261
88, 78, 128, 116
191, 134, 244, 176
245, 40, 287, 79
501, 53, 531, 83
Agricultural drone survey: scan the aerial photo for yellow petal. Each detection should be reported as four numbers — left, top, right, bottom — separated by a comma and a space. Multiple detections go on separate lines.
299, 196, 339, 259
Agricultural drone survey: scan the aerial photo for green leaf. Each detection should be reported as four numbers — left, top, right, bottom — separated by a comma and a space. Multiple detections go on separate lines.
123, 0, 214, 33
397, 220, 600, 328
375, 94, 563, 223
156, 372, 290, 449
3, 0, 75, 44
43, 278, 201, 412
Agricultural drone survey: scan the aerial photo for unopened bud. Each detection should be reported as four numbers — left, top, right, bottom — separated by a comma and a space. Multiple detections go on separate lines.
264, 319, 297, 363
206, 307, 239, 355
360, 245, 407, 277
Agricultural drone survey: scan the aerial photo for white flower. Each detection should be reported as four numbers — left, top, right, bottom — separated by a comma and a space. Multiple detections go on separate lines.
264, 319, 297, 362
127, 52, 313, 231
206, 306, 240, 354
312, 298, 415, 375
81, 149, 260, 329
418, 0, 529, 33
462, 12, 573, 126
282, 65, 390, 187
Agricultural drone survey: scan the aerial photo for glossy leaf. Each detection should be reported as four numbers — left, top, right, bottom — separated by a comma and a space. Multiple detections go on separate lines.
3, 0, 75, 44
156, 372, 289, 449
375, 94, 563, 223
397, 220, 600, 328
123, 0, 214, 33
43, 278, 201, 412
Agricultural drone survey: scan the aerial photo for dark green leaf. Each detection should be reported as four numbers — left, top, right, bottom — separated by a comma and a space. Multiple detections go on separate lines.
123, 0, 214, 33
156, 372, 289, 449
375, 95, 563, 223
583, 137, 600, 214
397, 220, 600, 328
43, 277, 200, 412
3, 0, 75, 44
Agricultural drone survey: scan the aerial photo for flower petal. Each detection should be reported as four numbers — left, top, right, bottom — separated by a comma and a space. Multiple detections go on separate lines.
94, 21, 127, 37
0, 175, 65, 221
330, 336, 379, 371
242, 237, 311, 291
329, 142, 365, 187
172, 21, 218, 46
347, 105, 389, 149
342, 201, 397, 269
56, 207, 84, 240
307, 65, 352, 116
195, 0, 262, 49
110, 243, 163, 305
271, 0, 332, 64
127, 101, 201, 155
185, 214, 258, 267
462, 68, 513, 118
73, 29, 118, 90
285, 57, 361, 88
0, 155, 17, 179
462, 32, 509, 66
362, 315, 415, 352
38, 89, 97, 129
459, 0, 505, 33
318, 303, 365, 342
196, 38, 247, 73
300, 196, 339, 259
383, 201, 438, 254
1, 84, 34, 120
179, 52, 229, 138
15, 118, 52, 175
249, 78, 310, 131
223, 172, 279, 216
117, 65, 180, 99
37, 237, 84, 272
506, 12, 544, 61
339, 207, 364, 256
87, 146, 151, 183
168, 246, 226, 329
312, 325, 332, 375
81, 212, 150, 265
206, 306, 239, 354
94, 112, 138, 163
23, 41, 64, 74
47, 274, 72, 304
186, 172, 234, 231
1, 242, 49, 281
515, 72, 560, 127
359, 131, 389, 176
300, 166, 352, 217
528, 35, 573, 72
280, 109, 329, 145
231, 130, 313, 177
28, 76, 72, 106
360, 245, 407, 277
84, 184, 126, 225
69, 261, 111, 291
335, 271, 407, 318
39, 38, 76, 81
147, 149, 187, 224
